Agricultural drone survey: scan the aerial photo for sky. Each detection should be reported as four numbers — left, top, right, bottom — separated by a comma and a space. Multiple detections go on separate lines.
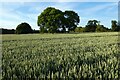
0, 1, 118, 30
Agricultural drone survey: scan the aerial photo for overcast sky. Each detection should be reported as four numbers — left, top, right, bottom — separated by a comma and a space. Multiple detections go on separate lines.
0, 1, 118, 30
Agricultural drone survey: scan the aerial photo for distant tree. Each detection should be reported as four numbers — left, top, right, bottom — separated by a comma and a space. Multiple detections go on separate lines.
15, 22, 33, 34
111, 20, 119, 31
117, 25, 120, 31
84, 20, 99, 32
118, 20, 120, 31
96, 25, 109, 32
33, 29, 40, 33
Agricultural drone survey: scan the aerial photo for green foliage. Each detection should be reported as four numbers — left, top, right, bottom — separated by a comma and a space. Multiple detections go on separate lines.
75, 27, 85, 32
37, 7, 80, 33
84, 20, 99, 32
37, 7, 63, 33
0, 28, 15, 34
32, 30, 39, 33
15, 22, 33, 34
96, 25, 110, 32
111, 20, 120, 31
83, 20, 112, 32
2, 32, 119, 79
64, 11, 80, 31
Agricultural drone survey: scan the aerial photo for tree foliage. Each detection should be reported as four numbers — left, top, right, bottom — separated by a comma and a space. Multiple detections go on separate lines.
96, 25, 110, 32
64, 11, 80, 31
111, 20, 120, 31
75, 27, 85, 32
1, 28, 15, 34
77, 20, 111, 33
15, 22, 33, 34
37, 7, 63, 33
37, 7, 80, 33
84, 20, 99, 32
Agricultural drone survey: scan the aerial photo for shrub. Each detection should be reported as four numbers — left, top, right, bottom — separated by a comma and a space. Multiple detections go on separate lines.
15, 22, 33, 34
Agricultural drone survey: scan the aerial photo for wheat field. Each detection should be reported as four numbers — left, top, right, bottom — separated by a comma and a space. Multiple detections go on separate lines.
1, 32, 120, 79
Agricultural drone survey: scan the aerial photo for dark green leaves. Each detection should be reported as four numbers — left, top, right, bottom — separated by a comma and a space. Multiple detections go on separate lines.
15, 22, 33, 34
37, 7, 80, 33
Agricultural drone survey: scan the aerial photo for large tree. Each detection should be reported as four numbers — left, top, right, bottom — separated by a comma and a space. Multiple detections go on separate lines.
64, 11, 80, 31
37, 7, 63, 33
37, 7, 80, 33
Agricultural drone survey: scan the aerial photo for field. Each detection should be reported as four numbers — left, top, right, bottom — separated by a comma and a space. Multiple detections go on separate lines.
1, 32, 120, 79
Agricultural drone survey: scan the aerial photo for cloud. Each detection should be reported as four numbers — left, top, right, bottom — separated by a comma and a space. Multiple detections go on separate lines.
79, 16, 117, 28
76, 2, 117, 28
78, 2, 118, 15
0, 2, 118, 29
0, 2, 39, 29
50, 3, 76, 11
0, 2, 76, 29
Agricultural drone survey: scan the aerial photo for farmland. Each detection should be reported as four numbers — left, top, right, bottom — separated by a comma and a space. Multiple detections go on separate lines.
1, 32, 120, 79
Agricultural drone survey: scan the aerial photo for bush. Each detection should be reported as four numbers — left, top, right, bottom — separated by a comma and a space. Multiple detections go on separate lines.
75, 27, 85, 32
15, 22, 33, 34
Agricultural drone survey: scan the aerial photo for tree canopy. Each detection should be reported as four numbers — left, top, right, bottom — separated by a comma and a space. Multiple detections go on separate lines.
111, 20, 120, 31
84, 20, 99, 32
15, 22, 33, 34
37, 7, 80, 33
75, 20, 111, 33
64, 11, 80, 31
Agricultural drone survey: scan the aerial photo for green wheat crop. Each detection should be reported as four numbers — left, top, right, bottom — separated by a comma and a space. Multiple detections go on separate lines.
2, 32, 120, 79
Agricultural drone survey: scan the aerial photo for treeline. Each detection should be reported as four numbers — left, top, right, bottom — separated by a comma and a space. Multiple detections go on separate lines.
1, 19, 119, 34
1, 7, 120, 34
75, 20, 119, 33
0, 28, 15, 34
37, 7, 120, 33
0, 28, 39, 34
